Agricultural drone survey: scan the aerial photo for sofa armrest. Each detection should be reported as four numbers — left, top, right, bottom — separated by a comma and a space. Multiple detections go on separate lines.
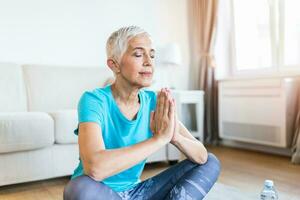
0, 112, 54, 153
48, 110, 78, 144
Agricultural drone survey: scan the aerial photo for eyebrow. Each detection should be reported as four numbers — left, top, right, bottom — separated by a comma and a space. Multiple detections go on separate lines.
132, 47, 155, 53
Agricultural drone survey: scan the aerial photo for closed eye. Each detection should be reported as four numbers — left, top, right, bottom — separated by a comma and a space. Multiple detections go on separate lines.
134, 53, 142, 57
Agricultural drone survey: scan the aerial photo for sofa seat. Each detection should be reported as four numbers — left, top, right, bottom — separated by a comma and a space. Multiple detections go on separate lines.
0, 112, 54, 153
0, 144, 79, 186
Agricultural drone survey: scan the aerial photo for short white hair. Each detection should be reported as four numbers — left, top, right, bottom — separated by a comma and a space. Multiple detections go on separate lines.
106, 26, 151, 62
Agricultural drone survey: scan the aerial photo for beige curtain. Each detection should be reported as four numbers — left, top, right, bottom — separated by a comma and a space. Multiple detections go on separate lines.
189, 0, 219, 144
292, 94, 300, 164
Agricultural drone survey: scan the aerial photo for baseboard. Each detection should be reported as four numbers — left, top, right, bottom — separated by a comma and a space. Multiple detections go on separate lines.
219, 139, 292, 157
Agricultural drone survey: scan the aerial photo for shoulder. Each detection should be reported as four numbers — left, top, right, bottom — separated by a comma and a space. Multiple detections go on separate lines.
140, 89, 157, 101
79, 86, 110, 109
80, 86, 109, 102
140, 89, 157, 110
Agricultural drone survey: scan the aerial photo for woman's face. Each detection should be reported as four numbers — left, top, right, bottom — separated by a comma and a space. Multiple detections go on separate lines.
117, 34, 155, 88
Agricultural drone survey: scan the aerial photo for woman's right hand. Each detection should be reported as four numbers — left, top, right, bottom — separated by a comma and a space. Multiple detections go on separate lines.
150, 88, 175, 144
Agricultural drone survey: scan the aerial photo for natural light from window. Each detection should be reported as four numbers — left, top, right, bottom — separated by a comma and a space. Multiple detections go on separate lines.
284, 0, 300, 67
232, 0, 300, 72
233, 0, 272, 70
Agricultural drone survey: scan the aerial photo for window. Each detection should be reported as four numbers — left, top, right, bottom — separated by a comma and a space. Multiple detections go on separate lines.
283, 0, 300, 67
233, 0, 272, 70
231, 0, 300, 72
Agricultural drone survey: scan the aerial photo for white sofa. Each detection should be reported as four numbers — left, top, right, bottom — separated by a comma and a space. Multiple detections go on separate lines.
0, 63, 180, 186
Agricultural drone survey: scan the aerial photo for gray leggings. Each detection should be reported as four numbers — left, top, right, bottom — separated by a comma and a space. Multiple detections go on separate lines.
64, 153, 221, 200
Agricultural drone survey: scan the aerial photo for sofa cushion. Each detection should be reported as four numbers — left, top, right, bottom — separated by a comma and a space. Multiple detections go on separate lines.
22, 65, 113, 112
0, 112, 54, 153
49, 110, 78, 144
0, 63, 27, 112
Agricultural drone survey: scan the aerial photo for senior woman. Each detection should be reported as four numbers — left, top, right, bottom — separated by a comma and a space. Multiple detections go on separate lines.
63, 26, 220, 200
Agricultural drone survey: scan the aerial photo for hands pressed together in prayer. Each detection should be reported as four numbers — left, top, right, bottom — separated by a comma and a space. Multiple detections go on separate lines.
150, 88, 180, 145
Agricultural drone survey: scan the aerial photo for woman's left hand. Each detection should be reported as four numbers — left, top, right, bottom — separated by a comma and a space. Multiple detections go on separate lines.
170, 99, 180, 144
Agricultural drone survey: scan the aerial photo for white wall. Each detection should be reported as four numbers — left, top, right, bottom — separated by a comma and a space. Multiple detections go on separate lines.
0, 0, 190, 89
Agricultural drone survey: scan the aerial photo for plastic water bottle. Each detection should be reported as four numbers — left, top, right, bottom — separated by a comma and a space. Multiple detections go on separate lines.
260, 180, 278, 200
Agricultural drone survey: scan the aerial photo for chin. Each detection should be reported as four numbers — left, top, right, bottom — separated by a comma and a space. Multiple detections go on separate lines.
136, 80, 152, 88
140, 83, 152, 88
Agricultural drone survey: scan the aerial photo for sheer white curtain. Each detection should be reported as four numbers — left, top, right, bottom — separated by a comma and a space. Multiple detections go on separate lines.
214, 0, 232, 80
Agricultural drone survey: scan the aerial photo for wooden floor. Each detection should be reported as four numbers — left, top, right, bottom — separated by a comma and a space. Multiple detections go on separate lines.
208, 146, 300, 198
0, 146, 299, 200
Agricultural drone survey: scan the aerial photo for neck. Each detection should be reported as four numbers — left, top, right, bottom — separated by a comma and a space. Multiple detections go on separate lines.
111, 80, 140, 106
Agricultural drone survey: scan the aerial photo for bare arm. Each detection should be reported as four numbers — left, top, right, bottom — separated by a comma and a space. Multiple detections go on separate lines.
79, 122, 166, 181
171, 120, 208, 164
159, 88, 208, 164
79, 89, 175, 181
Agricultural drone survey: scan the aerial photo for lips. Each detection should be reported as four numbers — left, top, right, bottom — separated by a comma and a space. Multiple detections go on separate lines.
139, 72, 152, 75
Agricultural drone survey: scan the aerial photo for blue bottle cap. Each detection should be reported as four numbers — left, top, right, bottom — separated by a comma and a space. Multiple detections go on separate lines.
265, 180, 274, 187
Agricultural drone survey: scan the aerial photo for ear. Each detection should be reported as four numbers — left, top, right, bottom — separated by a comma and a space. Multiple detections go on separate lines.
107, 59, 120, 74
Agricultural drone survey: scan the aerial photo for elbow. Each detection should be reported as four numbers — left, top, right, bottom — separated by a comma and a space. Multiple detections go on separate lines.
83, 159, 106, 181
200, 152, 209, 164
84, 165, 106, 181
81, 150, 108, 181
195, 149, 208, 165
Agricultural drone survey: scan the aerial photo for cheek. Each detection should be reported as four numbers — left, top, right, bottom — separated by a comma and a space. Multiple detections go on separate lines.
121, 58, 142, 75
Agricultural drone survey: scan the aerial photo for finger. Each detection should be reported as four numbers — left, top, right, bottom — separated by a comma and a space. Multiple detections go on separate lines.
173, 116, 177, 133
167, 89, 173, 99
150, 111, 155, 132
167, 92, 173, 110
161, 89, 168, 104
173, 98, 177, 114
168, 98, 175, 121
156, 90, 161, 107
165, 88, 173, 101
155, 90, 162, 117
157, 89, 165, 119
150, 111, 154, 123
173, 99, 180, 133
166, 88, 170, 94
174, 100, 178, 124
174, 108, 178, 133
163, 89, 170, 109
163, 92, 170, 119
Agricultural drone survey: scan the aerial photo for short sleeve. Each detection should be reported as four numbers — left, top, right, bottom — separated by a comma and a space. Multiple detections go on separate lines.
146, 90, 157, 111
74, 91, 105, 135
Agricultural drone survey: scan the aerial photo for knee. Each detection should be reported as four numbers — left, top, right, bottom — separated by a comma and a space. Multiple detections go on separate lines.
63, 176, 97, 200
180, 153, 221, 176
206, 153, 221, 175
192, 153, 221, 175
180, 158, 200, 168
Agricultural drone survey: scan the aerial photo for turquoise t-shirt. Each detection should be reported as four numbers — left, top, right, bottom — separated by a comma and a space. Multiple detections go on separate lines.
71, 85, 157, 192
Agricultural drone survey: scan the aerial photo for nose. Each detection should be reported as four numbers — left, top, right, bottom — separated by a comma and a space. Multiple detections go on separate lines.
143, 54, 153, 66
